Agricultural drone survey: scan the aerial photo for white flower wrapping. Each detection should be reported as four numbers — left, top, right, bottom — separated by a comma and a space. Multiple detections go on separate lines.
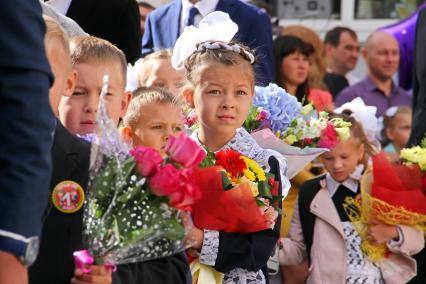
251, 129, 328, 179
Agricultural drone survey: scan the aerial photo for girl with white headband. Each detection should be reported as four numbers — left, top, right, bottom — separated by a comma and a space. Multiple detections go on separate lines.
173, 11, 290, 284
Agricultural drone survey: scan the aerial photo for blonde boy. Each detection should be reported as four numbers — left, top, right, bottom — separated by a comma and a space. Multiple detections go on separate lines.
59, 36, 132, 135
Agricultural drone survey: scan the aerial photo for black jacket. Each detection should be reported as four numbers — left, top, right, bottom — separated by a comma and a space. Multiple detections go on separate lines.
29, 122, 90, 284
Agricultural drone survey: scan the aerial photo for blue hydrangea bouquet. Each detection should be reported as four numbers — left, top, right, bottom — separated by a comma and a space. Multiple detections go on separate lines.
244, 84, 331, 179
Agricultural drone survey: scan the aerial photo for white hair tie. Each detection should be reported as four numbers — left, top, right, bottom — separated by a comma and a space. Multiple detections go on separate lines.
195, 41, 256, 64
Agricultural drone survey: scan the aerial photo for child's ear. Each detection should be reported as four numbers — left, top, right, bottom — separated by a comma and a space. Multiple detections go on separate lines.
64, 70, 78, 97
182, 87, 195, 108
358, 143, 365, 163
385, 128, 394, 141
120, 91, 133, 117
120, 126, 133, 144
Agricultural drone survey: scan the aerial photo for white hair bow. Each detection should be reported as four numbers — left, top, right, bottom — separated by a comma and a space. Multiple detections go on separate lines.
335, 97, 381, 152
171, 11, 238, 70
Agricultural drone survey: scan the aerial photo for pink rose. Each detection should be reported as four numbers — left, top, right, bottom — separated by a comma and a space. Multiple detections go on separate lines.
130, 146, 163, 177
165, 132, 206, 168
168, 169, 201, 211
149, 164, 180, 196
149, 165, 201, 211
318, 123, 338, 149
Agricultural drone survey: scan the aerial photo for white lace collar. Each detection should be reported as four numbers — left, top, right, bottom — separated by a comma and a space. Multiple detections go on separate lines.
191, 128, 291, 197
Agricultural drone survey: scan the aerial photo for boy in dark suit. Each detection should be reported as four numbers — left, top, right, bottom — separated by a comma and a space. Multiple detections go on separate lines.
142, 0, 275, 86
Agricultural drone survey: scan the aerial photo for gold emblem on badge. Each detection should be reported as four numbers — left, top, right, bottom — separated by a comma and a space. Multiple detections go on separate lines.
52, 180, 85, 213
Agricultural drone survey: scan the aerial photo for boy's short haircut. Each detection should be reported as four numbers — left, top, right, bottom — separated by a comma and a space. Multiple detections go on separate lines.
138, 49, 173, 86
70, 36, 127, 86
43, 15, 70, 54
123, 87, 182, 129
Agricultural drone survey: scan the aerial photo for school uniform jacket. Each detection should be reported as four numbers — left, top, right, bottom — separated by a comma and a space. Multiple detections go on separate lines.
280, 176, 424, 284
29, 121, 90, 284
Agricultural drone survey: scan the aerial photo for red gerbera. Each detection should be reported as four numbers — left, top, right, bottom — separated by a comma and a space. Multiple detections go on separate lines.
215, 149, 247, 179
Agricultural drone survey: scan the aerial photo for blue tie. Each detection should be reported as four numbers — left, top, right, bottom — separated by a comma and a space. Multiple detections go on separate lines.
186, 6, 199, 26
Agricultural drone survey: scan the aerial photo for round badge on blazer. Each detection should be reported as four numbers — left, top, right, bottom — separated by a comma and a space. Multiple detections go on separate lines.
52, 180, 85, 213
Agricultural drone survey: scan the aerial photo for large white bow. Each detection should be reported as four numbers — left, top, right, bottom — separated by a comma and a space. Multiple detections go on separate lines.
171, 11, 238, 70
335, 97, 381, 151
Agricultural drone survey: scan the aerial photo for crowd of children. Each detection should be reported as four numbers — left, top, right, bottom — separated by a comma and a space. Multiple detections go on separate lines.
29, 10, 425, 284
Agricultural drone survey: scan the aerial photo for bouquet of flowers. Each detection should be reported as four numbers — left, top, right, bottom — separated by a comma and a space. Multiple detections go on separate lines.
192, 148, 280, 233
246, 83, 351, 178
344, 152, 426, 262
74, 76, 207, 270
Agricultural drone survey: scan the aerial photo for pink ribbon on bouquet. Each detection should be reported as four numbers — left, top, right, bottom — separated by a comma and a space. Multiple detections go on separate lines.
73, 250, 117, 273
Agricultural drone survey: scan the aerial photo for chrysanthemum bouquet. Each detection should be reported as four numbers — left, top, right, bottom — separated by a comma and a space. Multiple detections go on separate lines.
74, 76, 207, 271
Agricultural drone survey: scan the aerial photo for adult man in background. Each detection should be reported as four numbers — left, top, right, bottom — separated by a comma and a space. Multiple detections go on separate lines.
0, 0, 54, 283
335, 31, 411, 117
323, 26, 360, 97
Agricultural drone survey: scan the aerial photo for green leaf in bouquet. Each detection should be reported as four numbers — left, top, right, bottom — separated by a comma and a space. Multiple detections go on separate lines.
257, 180, 272, 199
421, 135, 426, 148
221, 171, 233, 191
199, 150, 216, 168
243, 106, 260, 132
163, 218, 185, 240
116, 178, 147, 204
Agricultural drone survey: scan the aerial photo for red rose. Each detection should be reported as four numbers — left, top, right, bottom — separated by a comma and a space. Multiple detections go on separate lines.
165, 132, 206, 168
130, 146, 163, 177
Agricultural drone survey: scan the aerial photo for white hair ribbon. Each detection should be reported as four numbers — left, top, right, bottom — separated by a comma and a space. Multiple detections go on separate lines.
171, 11, 239, 70
335, 97, 381, 152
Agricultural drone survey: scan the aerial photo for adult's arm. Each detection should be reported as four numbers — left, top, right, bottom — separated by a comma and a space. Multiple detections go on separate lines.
408, 8, 426, 146
0, 0, 54, 280
247, 10, 274, 86
141, 12, 154, 56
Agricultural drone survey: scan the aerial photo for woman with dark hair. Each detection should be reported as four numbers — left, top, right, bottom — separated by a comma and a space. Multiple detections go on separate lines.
274, 35, 334, 112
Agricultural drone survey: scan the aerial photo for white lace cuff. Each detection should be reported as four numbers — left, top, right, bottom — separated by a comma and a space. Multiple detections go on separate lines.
200, 229, 219, 266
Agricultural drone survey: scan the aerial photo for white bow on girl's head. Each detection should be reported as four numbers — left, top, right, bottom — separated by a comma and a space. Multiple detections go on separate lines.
335, 97, 381, 152
171, 11, 238, 70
